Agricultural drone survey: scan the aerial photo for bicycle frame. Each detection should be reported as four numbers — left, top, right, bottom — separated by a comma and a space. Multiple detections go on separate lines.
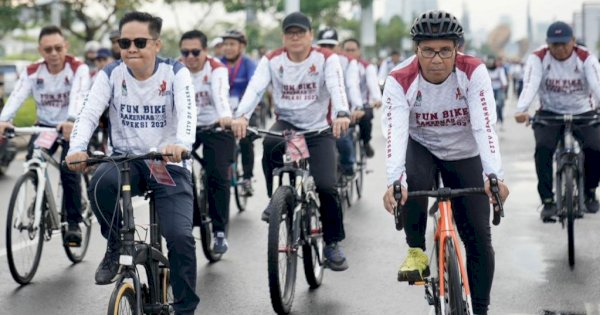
554, 121, 585, 213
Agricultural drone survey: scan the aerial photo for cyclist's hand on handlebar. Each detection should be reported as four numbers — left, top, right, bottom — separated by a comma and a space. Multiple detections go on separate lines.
383, 185, 407, 214
514, 112, 529, 124
372, 100, 382, 109
0, 121, 15, 136
231, 117, 249, 139
65, 151, 89, 172
351, 110, 365, 124
218, 116, 232, 129
333, 117, 350, 138
484, 179, 509, 207
161, 144, 188, 163
57, 121, 74, 141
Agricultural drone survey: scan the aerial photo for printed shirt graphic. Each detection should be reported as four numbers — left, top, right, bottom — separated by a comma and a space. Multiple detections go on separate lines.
68, 58, 196, 155
191, 56, 231, 126
0, 55, 90, 126
235, 46, 349, 129
381, 54, 504, 187
516, 45, 600, 114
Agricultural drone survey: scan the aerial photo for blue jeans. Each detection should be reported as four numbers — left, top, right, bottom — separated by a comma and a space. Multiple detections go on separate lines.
336, 128, 355, 175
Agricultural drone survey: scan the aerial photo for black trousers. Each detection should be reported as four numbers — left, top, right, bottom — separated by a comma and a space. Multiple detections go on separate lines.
239, 136, 255, 180
533, 110, 600, 202
358, 106, 373, 144
403, 137, 494, 314
27, 134, 82, 224
193, 129, 235, 233
262, 120, 345, 244
89, 161, 199, 314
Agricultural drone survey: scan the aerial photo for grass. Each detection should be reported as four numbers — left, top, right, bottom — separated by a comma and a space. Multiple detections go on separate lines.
1, 97, 37, 127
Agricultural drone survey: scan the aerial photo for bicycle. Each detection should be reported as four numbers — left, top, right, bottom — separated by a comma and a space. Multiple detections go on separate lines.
5, 126, 93, 285
350, 123, 368, 200
530, 113, 600, 267
248, 126, 327, 315
69, 151, 187, 315
231, 140, 249, 212
393, 174, 504, 315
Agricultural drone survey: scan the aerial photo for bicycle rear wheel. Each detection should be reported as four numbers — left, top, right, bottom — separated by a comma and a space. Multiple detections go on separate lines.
302, 200, 324, 288
195, 169, 222, 263
64, 174, 93, 263
107, 282, 136, 315
355, 136, 364, 199
563, 166, 575, 267
232, 152, 247, 212
443, 238, 467, 315
6, 171, 44, 285
267, 186, 298, 314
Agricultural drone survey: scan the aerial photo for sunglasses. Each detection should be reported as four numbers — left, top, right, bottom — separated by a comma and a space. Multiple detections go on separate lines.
117, 38, 156, 50
181, 49, 202, 57
42, 45, 64, 54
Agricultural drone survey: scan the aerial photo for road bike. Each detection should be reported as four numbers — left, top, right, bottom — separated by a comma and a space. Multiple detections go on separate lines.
5, 127, 92, 284
393, 174, 504, 315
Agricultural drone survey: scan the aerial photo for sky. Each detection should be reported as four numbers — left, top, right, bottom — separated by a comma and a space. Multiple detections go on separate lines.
371, 0, 596, 39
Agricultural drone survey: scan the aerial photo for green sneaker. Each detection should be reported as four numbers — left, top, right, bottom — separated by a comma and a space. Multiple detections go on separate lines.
397, 247, 430, 282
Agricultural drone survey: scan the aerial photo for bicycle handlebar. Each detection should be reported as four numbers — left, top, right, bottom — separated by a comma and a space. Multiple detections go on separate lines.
64, 151, 191, 166
3, 126, 60, 138
246, 126, 331, 139
529, 114, 600, 127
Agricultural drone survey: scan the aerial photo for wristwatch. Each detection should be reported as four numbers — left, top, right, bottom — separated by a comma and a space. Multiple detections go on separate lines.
336, 111, 350, 118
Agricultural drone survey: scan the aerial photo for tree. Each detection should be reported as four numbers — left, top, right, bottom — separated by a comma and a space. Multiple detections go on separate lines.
376, 15, 408, 52
0, 2, 23, 38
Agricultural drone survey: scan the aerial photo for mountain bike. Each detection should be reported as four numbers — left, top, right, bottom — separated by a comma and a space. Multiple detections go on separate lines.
531, 113, 600, 267
393, 174, 504, 315
248, 126, 327, 315
70, 151, 186, 315
5, 127, 92, 285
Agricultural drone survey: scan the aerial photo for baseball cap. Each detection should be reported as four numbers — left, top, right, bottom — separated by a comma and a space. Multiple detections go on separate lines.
96, 48, 111, 59
546, 21, 573, 44
109, 30, 120, 40
316, 28, 338, 45
209, 37, 223, 48
282, 12, 311, 32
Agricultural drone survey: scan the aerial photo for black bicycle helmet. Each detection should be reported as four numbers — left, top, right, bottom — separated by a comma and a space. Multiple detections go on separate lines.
221, 30, 247, 45
410, 10, 464, 41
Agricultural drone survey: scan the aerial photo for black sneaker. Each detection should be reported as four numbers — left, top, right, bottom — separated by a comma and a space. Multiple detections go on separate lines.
585, 195, 599, 213
63, 223, 82, 247
364, 143, 375, 158
95, 248, 121, 285
241, 179, 254, 197
324, 242, 349, 271
540, 201, 557, 222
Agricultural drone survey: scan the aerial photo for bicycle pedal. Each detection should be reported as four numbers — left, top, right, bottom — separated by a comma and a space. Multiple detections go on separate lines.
409, 280, 426, 286
65, 241, 82, 247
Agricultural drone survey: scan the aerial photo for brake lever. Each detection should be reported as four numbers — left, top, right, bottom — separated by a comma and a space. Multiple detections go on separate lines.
393, 180, 403, 231
489, 175, 504, 226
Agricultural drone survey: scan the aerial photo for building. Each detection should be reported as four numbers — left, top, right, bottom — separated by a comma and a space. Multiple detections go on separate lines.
383, 0, 438, 24
580, 2, 600, 55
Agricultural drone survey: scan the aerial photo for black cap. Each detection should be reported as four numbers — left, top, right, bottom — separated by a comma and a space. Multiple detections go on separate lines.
96, 48, 111, 59
316, 28, 338, 45
282, 12, 311, 32
547, 21, 573, 44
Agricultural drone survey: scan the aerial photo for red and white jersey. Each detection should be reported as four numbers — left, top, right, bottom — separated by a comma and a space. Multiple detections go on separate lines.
190, 56, 231, 126
337, 52, 363, 110
235, 46, 349, 129
382, 54, 504, 187
516, 45, 600, 114
0, 55, 90, 126
357, 59, 382, 105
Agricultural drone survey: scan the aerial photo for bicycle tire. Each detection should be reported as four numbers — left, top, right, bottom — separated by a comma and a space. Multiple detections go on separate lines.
443, 238, 467, 315
302, 199, 324, 288
564, 166, 575, 267
64, 174, 93, 263
107, 282, 136, 315
267, 186, 297, 314
195, 168, 222, 263
355, 138, 364, 199
6, 170, 45, 285
232, 153, 247, 212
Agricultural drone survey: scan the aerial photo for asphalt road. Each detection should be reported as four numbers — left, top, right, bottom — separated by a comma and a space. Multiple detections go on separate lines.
0, 98, 599, 315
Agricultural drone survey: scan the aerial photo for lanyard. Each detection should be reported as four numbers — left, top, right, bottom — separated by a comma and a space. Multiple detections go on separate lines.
227, 57, 243, 88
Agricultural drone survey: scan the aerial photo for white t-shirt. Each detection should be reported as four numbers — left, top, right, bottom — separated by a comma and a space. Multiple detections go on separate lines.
190, 56, 231, 126
357, 59, 382, 105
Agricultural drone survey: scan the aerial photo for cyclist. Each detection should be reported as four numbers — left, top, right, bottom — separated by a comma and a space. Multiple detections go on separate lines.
180, 29, 234, 254
65, 12, 199, 314
220, 30, 257, 196
0, 25, 90, 246
486, 55, 508, 128
378, 50, 401, 85
316, 28, 364, 178
210, 37, 224, 59
109, 30, 121, 60
381, 11, 509, 315
514, 21, 600, 217
342, 38, 382, 158
231, 11, 351, 271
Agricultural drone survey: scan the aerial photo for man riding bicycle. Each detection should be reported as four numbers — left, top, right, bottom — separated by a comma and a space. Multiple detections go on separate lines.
514, 21, 600, 219
180, 29, 235, 254
381, 11, 509, 315
66, 12, 199, 314
0, 25, 90, 246
231, 11, 352, 271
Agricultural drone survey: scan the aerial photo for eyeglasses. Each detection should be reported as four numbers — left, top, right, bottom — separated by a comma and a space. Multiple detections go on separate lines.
181, 49, 202, 57
42, 45, 64, 54
419, 47, 455, 59
117, 38, 156, 50
319, 44, 336, 50
284, 29, 307, 38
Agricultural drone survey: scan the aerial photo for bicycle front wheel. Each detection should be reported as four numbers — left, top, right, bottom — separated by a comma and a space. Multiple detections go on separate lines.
355, 137, 364, 199
64, 174, 93, 263
302, 200, 324, 288
195, 169, 222, 263
6, 171, 44, 285
107, 282, 137, 315
267, 186, 298, 314
563, 166, 575, 267
232, 154, 247, 212
443, 238, 468, 315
